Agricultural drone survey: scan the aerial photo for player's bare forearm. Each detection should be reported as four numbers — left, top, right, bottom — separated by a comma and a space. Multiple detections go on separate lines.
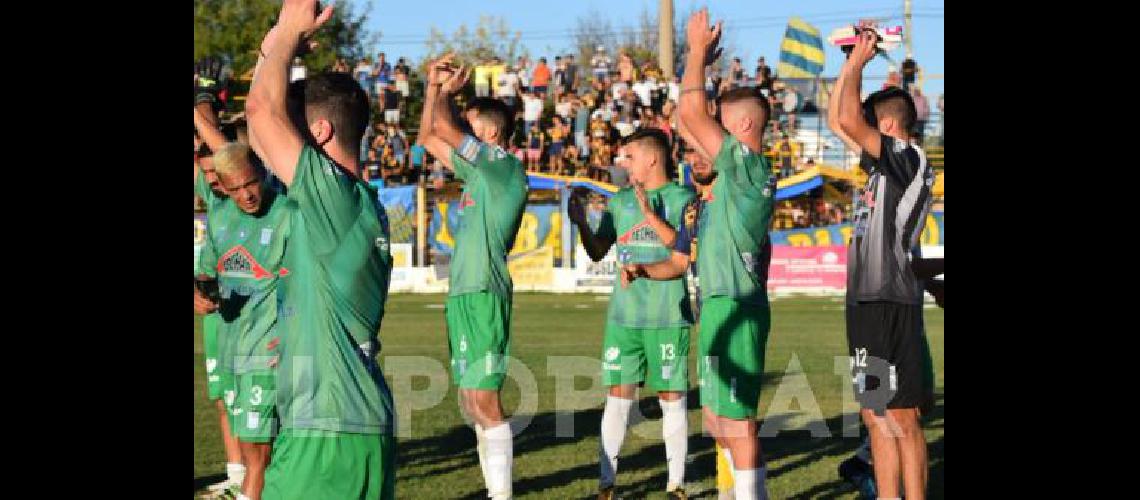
633, 252, 689, 281
837, 38, 881, 159
193, 105, 229, 155
679, 51, 723, 161
246, 25, 306, 186
417, 84, 457, 171
431, 85, 466, 149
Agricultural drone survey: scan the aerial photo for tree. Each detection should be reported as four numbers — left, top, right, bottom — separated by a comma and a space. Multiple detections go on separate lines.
422, 15, 525, 69
194, 0, 378, 80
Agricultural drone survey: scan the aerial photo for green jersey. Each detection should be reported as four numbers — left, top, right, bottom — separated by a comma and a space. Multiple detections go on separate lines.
448, 142, 528, 298
594, 183, 696, 327
695, 135, 775, 305
275, 145, 394, 435
199, 187, 292, 375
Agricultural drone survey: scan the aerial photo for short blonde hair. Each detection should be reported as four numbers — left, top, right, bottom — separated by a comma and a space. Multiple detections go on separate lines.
212, 143, 257, 178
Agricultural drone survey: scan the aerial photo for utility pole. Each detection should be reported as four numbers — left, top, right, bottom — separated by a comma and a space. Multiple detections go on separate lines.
659, 0, 674, 77
904, 0, 913, 59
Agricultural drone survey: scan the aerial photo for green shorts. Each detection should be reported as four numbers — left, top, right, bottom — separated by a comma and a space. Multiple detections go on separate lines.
697, 297, 770, 420
203, 313, 223, 400
262, 428, 395, 500
601, 323, 690, 392
446, 292, 511, 390
234, 370, 278, 443
221, 370, 238, 433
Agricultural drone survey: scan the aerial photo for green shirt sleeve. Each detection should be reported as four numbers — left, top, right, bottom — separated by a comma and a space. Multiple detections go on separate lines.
287, 144, 365, 254
197, 213, 219, 278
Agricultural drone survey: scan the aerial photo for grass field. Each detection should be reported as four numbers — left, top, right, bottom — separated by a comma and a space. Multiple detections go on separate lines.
194, 293, 944, 499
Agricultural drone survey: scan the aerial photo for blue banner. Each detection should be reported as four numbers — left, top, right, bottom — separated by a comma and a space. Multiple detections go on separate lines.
430, 203, 563, 257
378, 185, 416, 244
771, 212, 944, 247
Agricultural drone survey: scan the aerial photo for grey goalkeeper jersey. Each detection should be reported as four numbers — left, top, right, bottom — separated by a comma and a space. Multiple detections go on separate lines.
847, 135, 934, 305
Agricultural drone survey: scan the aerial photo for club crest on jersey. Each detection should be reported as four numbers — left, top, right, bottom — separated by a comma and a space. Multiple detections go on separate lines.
217, 245, 273, 279
616, 221, 659, 246
460, 192, 476, 209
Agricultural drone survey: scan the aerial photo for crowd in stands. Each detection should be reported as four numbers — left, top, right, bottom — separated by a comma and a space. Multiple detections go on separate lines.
280, 46, 941, 228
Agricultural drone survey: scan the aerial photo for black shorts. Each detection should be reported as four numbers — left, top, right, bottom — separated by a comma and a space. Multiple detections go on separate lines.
845, 302, 929, 415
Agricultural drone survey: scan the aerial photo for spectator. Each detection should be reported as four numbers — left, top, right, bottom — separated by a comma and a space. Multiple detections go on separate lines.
938, 93, 944, 145
884, 67, 901, 89
911, 87, 930, 141
618, 51, 635, 84
555, 94, 573, 122
667, 75, 680, 104
409, 141, 426, 183
564, 54, 580, 95
783, 86, 800, 130
474, 59, 493, 97
574, 95, 591, 160
563, 144, 584, 177
373, 52, 392, 95
394, 57, 411, 98
497, 65, 522, 110
389, 127, 407, 173
591, 45, 612, 83
354, 57, 374, 93
362, 148, 383, 183
522, 90, 544, 135
590, 114, 609, 142
552, 56, 566, 101
383, 82, 400, 125
607, 144, 630, 187
775, 133, 795, 178
548, 115, 569, 174
729, 57, 745, 87
755, 56, 772, 91
532, 58, 552, 98
488, 57, 506, 97
332, 57, 350, 73
525, 123, 545, 172
380, 143, 402, 184
516, 56, 531, 92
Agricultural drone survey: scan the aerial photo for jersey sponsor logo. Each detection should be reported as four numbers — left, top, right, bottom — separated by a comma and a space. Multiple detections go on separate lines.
375, 236, 390, 252
605, 346, 620, 361
616, 221, 660, 246
217, 245, 273, 279
260, 228, 273, 246
205, 358, 217, 373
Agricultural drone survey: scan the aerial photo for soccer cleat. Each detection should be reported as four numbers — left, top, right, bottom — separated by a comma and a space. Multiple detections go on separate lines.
205, 479, 233, 492
837, 455, 877, 499
666, 486, 688, 499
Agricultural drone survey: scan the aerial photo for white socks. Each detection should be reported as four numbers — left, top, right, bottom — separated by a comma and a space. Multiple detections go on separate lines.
483, 422, 513, 499
226, 462, 246, 488
599, 396, 634, 488
474, 423, 492, 488
660, 397, 688, 491
732, 466, 768, 500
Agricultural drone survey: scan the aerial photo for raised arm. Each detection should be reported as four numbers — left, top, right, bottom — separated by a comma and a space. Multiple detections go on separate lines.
679, 8, 725, 161
193, 104, 229, 154
837, 30, 883, 159
416, 54, 470, 172
245, 1, 334, 187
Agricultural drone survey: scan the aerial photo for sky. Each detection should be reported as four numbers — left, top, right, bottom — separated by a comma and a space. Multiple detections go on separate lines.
354, 0, 944, 98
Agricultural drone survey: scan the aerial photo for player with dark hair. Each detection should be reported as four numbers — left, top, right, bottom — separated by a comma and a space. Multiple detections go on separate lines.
623, 9, 778, 499
416, 53, 528, 500
568, 127, 696, 499
245, 1, 396, 498
836, 30, 935, 500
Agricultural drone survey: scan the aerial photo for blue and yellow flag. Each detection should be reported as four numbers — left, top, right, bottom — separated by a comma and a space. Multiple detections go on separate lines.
777, 17, 825, 78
